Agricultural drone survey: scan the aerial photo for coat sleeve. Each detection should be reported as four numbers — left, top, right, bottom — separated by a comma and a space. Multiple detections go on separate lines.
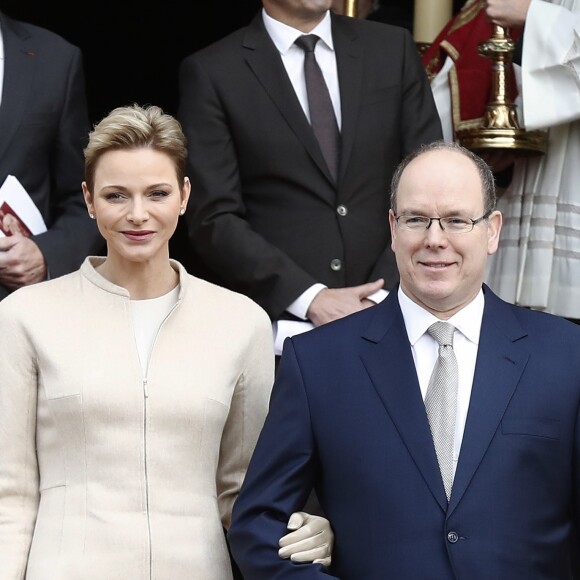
0, 300, 40, 578
216, 306, 275, 530
521, 0, 580, 130
30, 45, 103, 277
227, 338, 339, 579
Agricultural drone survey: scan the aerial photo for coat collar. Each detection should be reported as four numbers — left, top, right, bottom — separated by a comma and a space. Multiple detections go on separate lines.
80, 256, 190, 302
447, 285, 529, 514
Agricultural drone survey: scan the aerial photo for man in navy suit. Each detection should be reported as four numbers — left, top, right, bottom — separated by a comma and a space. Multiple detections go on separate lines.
228, 140, 580, 579
0, 11, 102, 300
178, 0, 441, 357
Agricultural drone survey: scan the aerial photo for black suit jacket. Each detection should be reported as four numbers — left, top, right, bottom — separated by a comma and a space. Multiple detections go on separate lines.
0, 13, 103, 300
178, 12, 442, 319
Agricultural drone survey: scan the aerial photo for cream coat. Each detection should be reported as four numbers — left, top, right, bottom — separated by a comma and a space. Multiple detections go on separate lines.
0, 257, 274, 579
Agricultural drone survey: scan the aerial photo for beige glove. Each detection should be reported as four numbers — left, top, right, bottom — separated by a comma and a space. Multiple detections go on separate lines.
278, 511, 334, 567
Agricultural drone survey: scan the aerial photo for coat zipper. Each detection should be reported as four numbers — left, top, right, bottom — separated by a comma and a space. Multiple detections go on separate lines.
141, 301, 179, 580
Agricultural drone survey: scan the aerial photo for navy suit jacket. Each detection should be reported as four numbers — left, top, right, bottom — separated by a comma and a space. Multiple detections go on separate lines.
0, 13, 102, 300
178, 13, 442, 320
229, 286, 580, 579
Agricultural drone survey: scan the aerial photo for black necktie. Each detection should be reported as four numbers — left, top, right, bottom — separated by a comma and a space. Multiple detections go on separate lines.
294, 34, 340, 181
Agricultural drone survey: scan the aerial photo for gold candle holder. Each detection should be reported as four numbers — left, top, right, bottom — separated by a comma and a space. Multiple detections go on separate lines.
456, 25, 547, 155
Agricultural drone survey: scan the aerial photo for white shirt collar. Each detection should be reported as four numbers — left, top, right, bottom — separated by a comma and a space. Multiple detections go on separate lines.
262, 8, 334, 55
398, 286, 485, 347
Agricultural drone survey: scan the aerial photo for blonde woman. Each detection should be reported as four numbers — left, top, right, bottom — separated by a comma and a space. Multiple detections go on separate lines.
0, 104, 332, 579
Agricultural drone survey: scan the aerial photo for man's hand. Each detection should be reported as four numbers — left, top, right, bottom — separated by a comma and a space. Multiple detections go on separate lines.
485, 0, 531, 28
0, 235, 47, 289
307, 279, 384, 327
278, 511, 333, 566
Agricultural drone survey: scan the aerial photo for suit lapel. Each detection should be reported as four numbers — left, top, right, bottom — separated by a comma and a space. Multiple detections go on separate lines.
242, 14, 336, 189
332, 15, 362, 186
360, 292, 449, 512
360, 288, 531, 513
448, 287, 530, 514
0, 16, 34, 164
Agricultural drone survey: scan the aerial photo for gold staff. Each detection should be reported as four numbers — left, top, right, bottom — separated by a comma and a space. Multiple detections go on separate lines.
343, 0, 359, 18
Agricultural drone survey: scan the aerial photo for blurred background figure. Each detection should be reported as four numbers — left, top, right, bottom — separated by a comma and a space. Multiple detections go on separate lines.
0, 10, 102, 300
178, 0, 442, 362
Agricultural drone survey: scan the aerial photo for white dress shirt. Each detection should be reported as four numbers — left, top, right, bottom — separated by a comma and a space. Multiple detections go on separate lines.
398, 286, 485, 479
262, 9, 341, 127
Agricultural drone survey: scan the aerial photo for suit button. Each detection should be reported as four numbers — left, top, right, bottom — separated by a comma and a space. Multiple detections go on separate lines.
336, 204, 348, 216
447, 531, 459, 544
330, 259, 342, 272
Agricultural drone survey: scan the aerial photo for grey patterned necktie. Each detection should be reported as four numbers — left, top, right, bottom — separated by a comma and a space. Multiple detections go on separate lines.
294, 34, 340, 181
425, 321, 458, 501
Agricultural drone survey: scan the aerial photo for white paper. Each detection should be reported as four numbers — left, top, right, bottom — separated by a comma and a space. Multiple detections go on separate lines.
0, 175, 47, 238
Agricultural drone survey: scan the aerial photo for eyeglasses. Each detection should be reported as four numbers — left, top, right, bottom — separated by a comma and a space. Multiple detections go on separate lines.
395, 211, 492, 234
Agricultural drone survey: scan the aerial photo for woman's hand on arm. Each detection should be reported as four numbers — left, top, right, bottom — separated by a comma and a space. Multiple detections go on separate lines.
278, 511, 334, 566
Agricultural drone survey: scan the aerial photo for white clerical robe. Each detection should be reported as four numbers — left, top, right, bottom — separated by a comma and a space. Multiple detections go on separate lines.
433, 0, 580, 319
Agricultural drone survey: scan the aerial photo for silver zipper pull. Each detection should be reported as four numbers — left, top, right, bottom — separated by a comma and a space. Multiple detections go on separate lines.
143, 377, 149, 398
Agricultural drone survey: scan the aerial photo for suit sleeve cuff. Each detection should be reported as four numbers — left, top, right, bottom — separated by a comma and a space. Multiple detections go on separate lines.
366, 288, 389, 304
286, 283, 327, 320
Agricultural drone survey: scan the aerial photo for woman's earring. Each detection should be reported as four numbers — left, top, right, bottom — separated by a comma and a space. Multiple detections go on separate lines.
179, 208, 185, 216
89, 213, 95, 219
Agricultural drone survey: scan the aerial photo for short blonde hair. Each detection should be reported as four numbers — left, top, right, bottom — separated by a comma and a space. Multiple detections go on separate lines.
84, 104, 187, 191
